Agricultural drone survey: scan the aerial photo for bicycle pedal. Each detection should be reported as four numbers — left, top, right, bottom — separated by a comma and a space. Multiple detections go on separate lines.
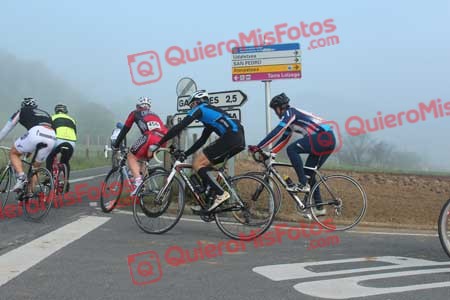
302, 213, 313, 220
191, 207, 209, 215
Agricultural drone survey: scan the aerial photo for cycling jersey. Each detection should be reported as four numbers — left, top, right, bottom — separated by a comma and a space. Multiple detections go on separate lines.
257, 107, 332, 153
187, 103, 238, 135
158, 103, 239, 146
124, 109, 167, 135
52, 113, 77, 142
0, 106, 52, 142
110, 128, 121, 141
113, 108, 167, 149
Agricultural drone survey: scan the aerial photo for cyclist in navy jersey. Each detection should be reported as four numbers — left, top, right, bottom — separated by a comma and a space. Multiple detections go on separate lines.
249, 93, 336, 215
150, 90, 246, 212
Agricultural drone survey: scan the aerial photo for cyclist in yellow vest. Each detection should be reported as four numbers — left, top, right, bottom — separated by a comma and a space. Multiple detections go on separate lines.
46, 104, 77, 191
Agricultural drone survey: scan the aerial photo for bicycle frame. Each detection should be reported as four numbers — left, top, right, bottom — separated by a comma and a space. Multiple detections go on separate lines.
259, 155, 340, 210
116, 148, 157, 182
156, 158, 244, 213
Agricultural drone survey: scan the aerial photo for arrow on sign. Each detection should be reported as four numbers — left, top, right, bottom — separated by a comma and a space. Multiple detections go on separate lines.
177, 90, 247, 112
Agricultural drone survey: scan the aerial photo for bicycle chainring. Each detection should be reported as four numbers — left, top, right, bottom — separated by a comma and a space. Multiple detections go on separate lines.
200, 214, 215, 222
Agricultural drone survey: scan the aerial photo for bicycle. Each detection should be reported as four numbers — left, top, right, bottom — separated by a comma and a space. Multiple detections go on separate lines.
100, 147, 166, 213
0, 143, 54, 220
0, 146, 14, 210
246, 150, 367, 231
132, 147, 276, 240
438, 198, 450, 258
51, 146, 69, 197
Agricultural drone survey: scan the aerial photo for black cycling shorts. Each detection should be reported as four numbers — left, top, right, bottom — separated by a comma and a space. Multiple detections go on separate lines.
203, 125, 245, 165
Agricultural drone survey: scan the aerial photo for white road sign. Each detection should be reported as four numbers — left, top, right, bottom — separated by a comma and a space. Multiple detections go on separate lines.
172, 109, 241, 128
177, 90, 247, 111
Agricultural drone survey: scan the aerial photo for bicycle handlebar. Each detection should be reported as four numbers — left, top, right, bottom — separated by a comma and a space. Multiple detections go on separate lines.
154, 146, 187, 162
0, 146, 11, 151
153, 147, 172, 164
251, 149, 274, 163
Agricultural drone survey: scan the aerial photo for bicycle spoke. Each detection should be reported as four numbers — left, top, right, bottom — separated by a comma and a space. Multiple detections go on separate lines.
23, 168, 54, 221
100, 168, 123, 213
215, 174, 275, 240
309, 175, 367, 231
438, 199, 450, 258
0, 167, 12, 209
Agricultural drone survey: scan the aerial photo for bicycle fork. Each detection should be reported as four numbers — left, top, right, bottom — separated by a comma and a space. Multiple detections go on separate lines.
217, 172, 245, 210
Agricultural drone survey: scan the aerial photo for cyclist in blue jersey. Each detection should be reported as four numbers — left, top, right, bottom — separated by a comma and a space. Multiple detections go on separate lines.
248, 93, 336, 215
150, 90, 246, 212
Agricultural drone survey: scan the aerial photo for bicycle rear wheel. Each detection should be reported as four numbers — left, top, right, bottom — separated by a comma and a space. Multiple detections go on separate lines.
23, 167, 54, 221
133, 171, 184, 234
100, 167, 124, 213
215, 174, 275, 240
438, 198, 450, 258
55, 164, 68, 195
0, 167, 12, 209
309, 174, 367, 231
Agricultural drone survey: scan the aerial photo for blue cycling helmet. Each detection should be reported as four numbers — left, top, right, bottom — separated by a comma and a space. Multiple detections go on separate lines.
116, 122, 124, 129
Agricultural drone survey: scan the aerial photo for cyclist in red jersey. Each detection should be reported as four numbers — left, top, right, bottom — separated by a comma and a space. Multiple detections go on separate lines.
112, 97, 168, 193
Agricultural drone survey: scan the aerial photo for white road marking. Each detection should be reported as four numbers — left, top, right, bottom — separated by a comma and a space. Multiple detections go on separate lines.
0, 216, 110, 287
349, 230, 437, 237
294, 267, 450, 299
104, 208, 207, 223
111, 208, 438, 237
253, 256, 448, 281
72, 166, 109, 174
69, 173, 106, 184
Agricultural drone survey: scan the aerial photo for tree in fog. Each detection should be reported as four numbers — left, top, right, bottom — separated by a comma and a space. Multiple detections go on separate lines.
336, 134, 422, 170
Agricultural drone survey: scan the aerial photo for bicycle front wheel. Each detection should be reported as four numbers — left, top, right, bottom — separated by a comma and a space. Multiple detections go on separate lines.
0, 167, 12, 209
215, 174, 276, 240
23, 167, 54, 221
309, 174, 367, 231
133, 171, 184, 234
438, 198, 450, 258
244, 171, 282, 216
100, 167, 124, 213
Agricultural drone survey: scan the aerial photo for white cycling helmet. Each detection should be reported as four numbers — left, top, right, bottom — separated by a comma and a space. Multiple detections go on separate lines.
21, 97, 37, 108
137, 96, 151, 109
188, 90, 209, 105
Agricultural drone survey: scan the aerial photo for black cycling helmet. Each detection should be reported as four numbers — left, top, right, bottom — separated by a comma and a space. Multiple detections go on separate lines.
188, 90, 209, 105
270, 93, 290, 109
21, 97, 37, 108
55, 103, 68, 114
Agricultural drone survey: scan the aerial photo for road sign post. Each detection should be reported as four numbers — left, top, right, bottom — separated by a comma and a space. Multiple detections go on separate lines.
264, 80, 271, 136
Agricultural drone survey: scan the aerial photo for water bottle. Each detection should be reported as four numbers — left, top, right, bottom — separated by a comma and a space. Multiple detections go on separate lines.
283, 175, 295, 187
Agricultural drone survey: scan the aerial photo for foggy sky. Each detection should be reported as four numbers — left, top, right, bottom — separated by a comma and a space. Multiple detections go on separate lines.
1, 0, 449, 169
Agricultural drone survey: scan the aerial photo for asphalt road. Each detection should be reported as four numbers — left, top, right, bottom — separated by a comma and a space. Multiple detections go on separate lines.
1, 166, 450, 300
